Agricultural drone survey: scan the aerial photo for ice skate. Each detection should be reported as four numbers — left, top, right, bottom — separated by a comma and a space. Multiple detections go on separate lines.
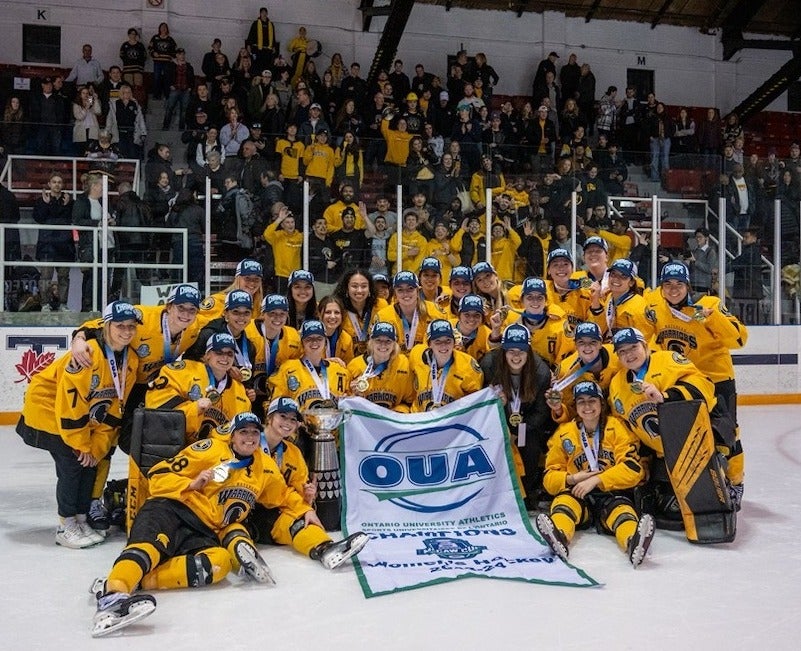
628, 513, 655, 568
535, 512, 569, 563
234, 540, 276, 584
91, 592, 156, 637
88, 498, 110, 535
312, 532, 369, 570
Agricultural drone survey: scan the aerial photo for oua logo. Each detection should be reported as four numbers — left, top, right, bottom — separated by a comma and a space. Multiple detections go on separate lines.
357, 423, 496, 513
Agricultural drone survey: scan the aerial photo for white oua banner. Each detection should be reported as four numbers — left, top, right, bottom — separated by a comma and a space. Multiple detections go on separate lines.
339, 389, 599, 598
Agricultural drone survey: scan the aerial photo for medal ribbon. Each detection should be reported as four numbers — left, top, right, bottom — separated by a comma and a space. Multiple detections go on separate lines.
347, 308, 371, 342
162, 312, 180, 363
430, 355, 453, 405
105, 345, 127, 403
206, 364, 228, 394
326, 329, 341, 358
263, 329, 280, 376
227, 326, 252, 370
302, 358, 330, 399
400, 307, 420, 350
579, 423, 601, 471
551, 353, 602, 392
509, 387, 522, 417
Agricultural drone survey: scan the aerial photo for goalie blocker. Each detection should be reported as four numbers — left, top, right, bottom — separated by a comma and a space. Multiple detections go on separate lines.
657, 400, 735, 544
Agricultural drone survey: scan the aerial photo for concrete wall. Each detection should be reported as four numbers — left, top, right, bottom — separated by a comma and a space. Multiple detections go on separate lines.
0, 1, 794, 113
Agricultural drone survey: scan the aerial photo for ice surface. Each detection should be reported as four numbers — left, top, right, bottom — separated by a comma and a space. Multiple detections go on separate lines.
2, 405, 799, 650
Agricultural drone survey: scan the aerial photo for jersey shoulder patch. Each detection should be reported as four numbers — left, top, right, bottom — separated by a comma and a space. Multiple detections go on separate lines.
671, 351, 690, 364
200, 297, 216, 310
167, 360, 186, 370
645, 307, 657, 323
470, 357, 482, 373
190, 439, 213, 451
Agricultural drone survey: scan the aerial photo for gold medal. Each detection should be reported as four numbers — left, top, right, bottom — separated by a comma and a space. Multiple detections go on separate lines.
630, 380, 644, 394
692, 307, 706, 322
509, 412, 522, 427
453, 330, 464, 348
580, 277, 593, 289
206, 388, 221, 403
212, 463, 229, 482
499, 306, 510, 320
355, 377, 370, 392
240, 367, 252, 381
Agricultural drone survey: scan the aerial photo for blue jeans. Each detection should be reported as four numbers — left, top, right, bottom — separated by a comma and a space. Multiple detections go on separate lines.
650, 137, 671, 181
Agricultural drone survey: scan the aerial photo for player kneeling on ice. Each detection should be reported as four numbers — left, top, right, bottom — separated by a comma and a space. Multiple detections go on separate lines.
536, 381, 655, 568
91, 410, 368, 637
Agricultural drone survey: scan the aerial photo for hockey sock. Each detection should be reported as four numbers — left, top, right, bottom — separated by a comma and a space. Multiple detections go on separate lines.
607, 505, 639, 552
141, 548, 231, 590
91, 453, 113, 500
291, 521, 331, 557
108, 544, 159, 593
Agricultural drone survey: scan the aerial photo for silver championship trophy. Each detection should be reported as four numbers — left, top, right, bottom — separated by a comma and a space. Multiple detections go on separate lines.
302, 407, 351, 531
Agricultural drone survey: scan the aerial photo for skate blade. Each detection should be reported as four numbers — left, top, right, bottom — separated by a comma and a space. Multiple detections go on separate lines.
91, 600, 155, 638
630, 515, 656, 569
322, 533, 369, 570
535, 514, 569, 563
236, 544, 277, 585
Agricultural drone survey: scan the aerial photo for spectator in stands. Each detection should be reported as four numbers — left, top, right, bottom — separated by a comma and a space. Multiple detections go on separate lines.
201, 39, 226, 81
532, 51, 558, 98
598, 141, 627, 196
617, 86, 642, 163
470, 153, 506, 211
113, 182, 151, 287
722, 113, 743, 145
246, 7, 277, 72
185, 83, 215, 127
645, 102, 674, 182
342, 62, 368, 106
326, 52, 347, 88
388, 60, 411, 100
334, 131, 363, 191
726, 164, 756, 232
368, 196, 397, 232
30, 77, 67, 156
299, 103, 330, 145
72, 85, 102, 156
148, 23, 177, 100
106, 83, 147, 160
776, 169, 800, 255
66, 44, 104, 88
559, 54, 580, 104
247, 70, 272, 122
465, 52, 499, 103
1, 96, 25, 157
166, 188, 204, 286
163, 49, 195, 131
232, 55, 257, 105
697, 107, 722, 167
73, 173, 113, 310
576, 63, 596, 136
307, 218, 341, 296
219, 107, 249, 157
302, 129, 336, 200
761, 148, 781, 199
33, 173, 73, 312
727, 228, 763, 323
194, 150, 226, 195
99, 66, 125, 119
333, 99, 363, 145
86, 130, 121, 177
595, 86, 618, 140
234, 140, 266, 195
411, 63, 435, 96
559, 98, 586, 145
145, 170, 177, 276
672, 107, 697, 158
686, 227, 717, 295
119, 28, 147, 89
146, 143, 187, 192
207, 54, 233, 101
526, 104, 557, 176
331, 207, 371, 271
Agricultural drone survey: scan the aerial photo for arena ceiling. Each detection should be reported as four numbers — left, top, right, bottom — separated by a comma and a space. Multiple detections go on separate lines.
415, 0, 800, 38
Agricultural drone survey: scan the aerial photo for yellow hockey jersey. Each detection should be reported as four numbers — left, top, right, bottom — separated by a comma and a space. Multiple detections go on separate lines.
145, 359, 251, 442
543, 415, 645, 496
347, 353, 415, 410
146, 438, 310, 534
408, 345, 484, 412
267, 358, 351, 410
551, 344, 622, 422
373, 301, 446, 354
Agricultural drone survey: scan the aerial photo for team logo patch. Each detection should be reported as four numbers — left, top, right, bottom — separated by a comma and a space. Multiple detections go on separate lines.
191, 439, 213, 451
416, 537, 487, 560
614, 398, 624, 415
672, 352, 690, 364
719, 304, 731, 316
90, 374, 100, 391
200, 297, 216, 310
216, 422, 232, 436
65, 359, 83, 374
562, 438, 575, 454
133, 307, 143, 322
188, 384, 202, 400
168, 360, 186, 370
645, 307, 657, 323
287, 375, 300, 392
563, 320, 575, 338
470, 358, 481, 373
136, 343, 150, 358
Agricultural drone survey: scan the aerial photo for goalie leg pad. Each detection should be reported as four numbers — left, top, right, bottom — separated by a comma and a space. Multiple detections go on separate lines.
658, 400, 736, 544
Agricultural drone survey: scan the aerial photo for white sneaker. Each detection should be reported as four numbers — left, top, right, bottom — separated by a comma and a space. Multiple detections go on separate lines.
77, 519, 105, 545
91, 592, 156, 638
41, 304, 52, 312
55, 518, 94, 549
59, 305, 71, 312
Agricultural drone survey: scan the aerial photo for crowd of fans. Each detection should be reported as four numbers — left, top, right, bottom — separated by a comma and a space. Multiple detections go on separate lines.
0, 6, 797, 323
